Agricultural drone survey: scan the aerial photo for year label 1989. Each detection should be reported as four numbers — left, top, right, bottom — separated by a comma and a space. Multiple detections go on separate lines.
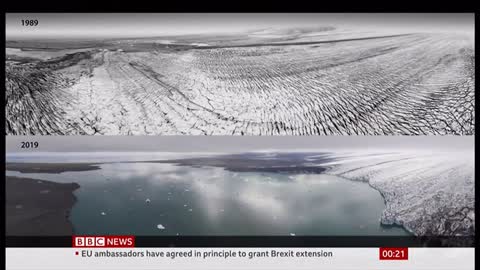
21, 19, 39, 26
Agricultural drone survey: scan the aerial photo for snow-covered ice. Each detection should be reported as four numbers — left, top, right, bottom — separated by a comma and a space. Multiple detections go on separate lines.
324, 150, 474, 236
6, 32, 474, 135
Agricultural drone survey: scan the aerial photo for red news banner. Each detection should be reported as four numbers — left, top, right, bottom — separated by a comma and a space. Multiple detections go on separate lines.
73, 236, 408, 262
73, 236, 135, 248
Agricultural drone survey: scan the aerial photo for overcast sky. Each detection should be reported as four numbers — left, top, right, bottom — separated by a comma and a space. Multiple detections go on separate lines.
6, 13, 474, 40
5, 136, 474, 153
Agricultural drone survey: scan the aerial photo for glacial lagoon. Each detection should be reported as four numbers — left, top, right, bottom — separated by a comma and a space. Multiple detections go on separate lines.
6, 162, 410, 236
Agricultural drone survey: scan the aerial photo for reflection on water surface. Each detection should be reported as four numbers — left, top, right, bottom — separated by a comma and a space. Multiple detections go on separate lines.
6, 162, 410, 236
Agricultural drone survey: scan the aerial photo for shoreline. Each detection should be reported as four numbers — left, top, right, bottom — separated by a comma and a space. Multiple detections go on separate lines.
6, 176, 80, 236
6, 162, 101, 174
323, 172, 415, 236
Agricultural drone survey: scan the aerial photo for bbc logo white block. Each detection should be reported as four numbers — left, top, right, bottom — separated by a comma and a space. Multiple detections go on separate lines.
74, 237, 105, 247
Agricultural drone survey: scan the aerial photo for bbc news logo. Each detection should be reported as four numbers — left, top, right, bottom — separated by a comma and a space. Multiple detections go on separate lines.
73, 236, 135, 248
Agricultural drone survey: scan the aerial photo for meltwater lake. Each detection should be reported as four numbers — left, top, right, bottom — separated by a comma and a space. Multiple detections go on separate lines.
6, 157, 410, 236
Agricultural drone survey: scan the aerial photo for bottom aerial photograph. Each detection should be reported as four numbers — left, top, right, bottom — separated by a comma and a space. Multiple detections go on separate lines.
5, 136, 474, 246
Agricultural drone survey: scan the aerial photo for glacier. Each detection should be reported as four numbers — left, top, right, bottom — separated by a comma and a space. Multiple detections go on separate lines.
322, 150, 474, 237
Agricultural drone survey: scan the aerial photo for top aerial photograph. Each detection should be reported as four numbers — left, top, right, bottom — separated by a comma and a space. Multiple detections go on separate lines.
5, 13, 475, 135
